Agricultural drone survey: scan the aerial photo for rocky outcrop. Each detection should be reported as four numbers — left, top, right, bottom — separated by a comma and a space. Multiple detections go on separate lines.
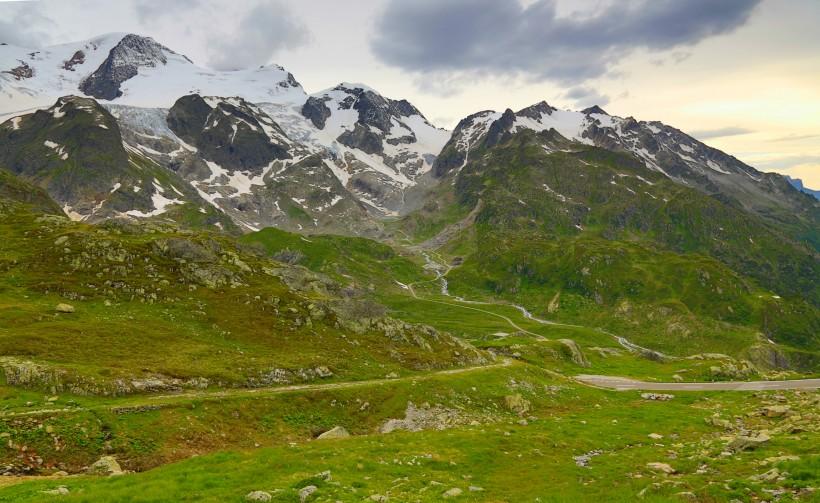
80, 34, 171, 100
380, 402, 467, 433
4, 62, 33, 80
167, 94, 292, 172
62, 50, 85, 71
301, 96, 332, 129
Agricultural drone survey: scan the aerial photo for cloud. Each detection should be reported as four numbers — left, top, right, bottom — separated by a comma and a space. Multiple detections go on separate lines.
690, 127, 755, 139
371, 0, 761, 85
207, 1, 309, 71
753, 155, 820, 170
564, 85, 610, 108
0, 2, 56, 47
133, 0, 205, 23
769, 133, 820, 143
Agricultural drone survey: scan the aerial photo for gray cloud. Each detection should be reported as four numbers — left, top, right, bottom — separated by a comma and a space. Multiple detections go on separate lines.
207, 1, 309, 71
564, 86, 610, 108
0, 3, 56, 47
371, 0, 761, 84
133, 0, 205, 23
690, 127, 755, 139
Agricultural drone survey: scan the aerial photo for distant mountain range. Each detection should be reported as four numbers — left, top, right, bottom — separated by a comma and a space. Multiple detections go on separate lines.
1, 33, 817, 242
787, 176, 820, 200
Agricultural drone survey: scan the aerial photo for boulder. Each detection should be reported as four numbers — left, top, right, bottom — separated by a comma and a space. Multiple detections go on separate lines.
298, 485, 317, 502
504, 394, 531, 415
42, 486, 70, 496
245, 491, 272, 502
317, 426, 350, 440
646, 462, 676, 474
762, 405, 790, 418
55, 303, 75, 313
558, 339, 590, 367
641, 393, 674, 401
443, 487, 463, 498
87, 456, 123, 476
727, 432, 770, 452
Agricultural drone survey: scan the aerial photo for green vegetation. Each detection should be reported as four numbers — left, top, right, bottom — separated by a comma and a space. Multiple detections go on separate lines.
0, 127, 817, 501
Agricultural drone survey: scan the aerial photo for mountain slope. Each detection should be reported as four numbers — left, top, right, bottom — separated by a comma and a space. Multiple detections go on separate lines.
263, 83, 450, 215
0, 95, 234, 230
402, 127, 820, 361
434, 103, 819, 249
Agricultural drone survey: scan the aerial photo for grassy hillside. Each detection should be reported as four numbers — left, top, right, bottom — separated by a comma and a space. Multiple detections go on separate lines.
0, 201, 486, 397
394, 131, 819, 363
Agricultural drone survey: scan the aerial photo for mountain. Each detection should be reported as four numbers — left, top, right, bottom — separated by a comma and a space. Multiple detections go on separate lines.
787, 176, 820, 200
0, 95, 235, 230
4, 33, 814, 243
0, 33, 305, 115
434, 103, 818, 245
292, 83, 450, 214
401, 117, 819, 360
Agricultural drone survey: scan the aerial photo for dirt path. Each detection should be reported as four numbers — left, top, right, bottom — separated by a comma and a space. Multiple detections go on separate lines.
0, 360, 515, 418
576, 374, 820, 391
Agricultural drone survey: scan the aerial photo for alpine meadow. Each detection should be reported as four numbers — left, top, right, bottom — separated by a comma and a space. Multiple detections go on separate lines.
0, 1, 818, 502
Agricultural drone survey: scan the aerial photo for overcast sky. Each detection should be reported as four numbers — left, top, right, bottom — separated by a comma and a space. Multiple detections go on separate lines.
1, 0, 818, 187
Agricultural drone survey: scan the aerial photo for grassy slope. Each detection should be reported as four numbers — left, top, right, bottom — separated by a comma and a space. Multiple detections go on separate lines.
2, 365, 817, 502
0, 203, 482, 394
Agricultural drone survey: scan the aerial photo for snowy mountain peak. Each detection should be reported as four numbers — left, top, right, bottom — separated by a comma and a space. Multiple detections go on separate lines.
79, 34, 176, 100
581, 105, 608, 116
0, 34, 306, 115
517, 101, 557, 120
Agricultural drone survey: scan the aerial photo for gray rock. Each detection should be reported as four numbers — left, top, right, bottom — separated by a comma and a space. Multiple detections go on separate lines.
298, 485, 318, 502
443, 487, 463, 498
42, 485, 69, 496
87, 456, 123, 476
245, 491, 272, 502
728, 433, 770, 452
316, 426, 350, 440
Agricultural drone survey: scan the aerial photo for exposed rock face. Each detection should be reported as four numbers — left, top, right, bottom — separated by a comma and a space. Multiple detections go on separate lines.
484, 109, 517, 147
517, 101, 557, 120
167, 94, 292, 172
62, 50, 85, 71
433, 99, 818, 238
4, 62, 33, 80
581, 105, 608, 115
338, 123, 384, 155
301, 96, 332, 129
380, 402, 467, 433
0, 96, 222, 225
80, 34, 171, 100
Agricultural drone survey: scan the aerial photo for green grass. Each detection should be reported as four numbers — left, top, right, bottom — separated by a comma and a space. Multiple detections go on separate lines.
1, 365, 817, 502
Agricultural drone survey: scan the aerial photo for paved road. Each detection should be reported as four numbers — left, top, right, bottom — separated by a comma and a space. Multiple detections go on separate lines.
576, 374, 820, 391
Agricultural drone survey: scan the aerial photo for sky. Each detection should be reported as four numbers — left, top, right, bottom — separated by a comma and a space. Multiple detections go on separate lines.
1, 0, 818, 187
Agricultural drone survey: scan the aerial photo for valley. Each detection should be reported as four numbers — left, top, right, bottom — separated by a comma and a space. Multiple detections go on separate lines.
0, 30, 817, 503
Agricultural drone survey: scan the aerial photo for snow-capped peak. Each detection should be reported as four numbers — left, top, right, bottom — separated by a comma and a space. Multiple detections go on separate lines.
0, 33, 306, 117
